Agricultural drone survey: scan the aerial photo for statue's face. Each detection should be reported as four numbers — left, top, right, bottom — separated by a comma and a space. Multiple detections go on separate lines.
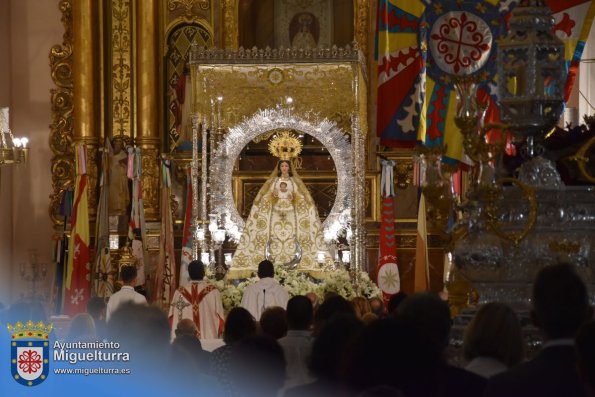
280, 162, 290, 175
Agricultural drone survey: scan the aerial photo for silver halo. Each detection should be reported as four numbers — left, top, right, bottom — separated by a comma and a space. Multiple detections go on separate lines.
210, 107, 353, 235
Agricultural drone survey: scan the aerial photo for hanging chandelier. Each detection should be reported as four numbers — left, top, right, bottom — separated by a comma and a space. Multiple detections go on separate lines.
0, 107, 29, 166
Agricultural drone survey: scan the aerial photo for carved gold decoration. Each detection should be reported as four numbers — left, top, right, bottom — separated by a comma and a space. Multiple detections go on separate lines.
168, 0, 210, 17
569, 136, 595, 183
111, 0, 133, 138
485, 178, 537, 247
395, 159, 414, 189
222, 0, 238, 49
85, 146, 99, 216
446, 266, 473, 318
354, 0, 370, 56
548, 239, 581, 254
140, 147, 160, 221
189, 46, 362, 131
49, 0, 75, 227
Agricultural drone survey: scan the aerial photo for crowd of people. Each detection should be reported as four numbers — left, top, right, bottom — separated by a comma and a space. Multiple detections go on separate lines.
3, 260, 595, 397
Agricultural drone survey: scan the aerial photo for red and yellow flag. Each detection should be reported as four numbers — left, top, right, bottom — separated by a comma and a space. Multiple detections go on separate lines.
64, 145, 91, 315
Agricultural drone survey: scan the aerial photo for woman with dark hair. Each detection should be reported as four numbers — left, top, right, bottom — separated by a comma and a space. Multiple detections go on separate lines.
209, 307, 257, 396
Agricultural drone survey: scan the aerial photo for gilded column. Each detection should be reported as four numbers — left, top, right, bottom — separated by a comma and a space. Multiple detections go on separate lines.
222, 0, 239, 49
136, 0, 160, 221
73, 0, 99, 215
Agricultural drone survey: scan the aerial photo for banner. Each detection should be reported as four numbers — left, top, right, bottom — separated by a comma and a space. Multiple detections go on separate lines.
127, 147, 146, 287
63, 145, 91, 315
376, 159, 400, 305
546, 0, 595, 100
154, 159, 177, 309
414, 192, 430, 292
93, 138, 114, 298
179, 167, 193, 287
376, 0, 511, 165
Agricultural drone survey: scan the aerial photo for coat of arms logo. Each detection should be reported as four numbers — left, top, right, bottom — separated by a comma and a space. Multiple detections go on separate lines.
7, 320, 53, 386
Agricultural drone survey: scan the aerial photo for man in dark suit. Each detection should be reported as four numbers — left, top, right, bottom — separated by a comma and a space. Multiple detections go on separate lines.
485, 263, 592, 397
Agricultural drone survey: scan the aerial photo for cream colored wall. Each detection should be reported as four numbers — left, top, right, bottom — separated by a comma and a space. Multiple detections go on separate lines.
0, 0, 62, 308
0, 0, 13, 307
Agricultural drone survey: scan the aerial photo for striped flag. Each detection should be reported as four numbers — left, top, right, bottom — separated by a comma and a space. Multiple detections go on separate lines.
63, 145, 91, 315
179, 167, 193, 287
154, 159, 177, 309
375, 0, 426, 148
377, 159, 400, 304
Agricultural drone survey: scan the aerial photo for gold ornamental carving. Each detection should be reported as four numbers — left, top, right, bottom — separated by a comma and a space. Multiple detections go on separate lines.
168, 0, 210, 17
222, 0, 238, 49
395, 159, 414, 189
85, 146, 99, 215
111, 0, 133, 138
570, 136, 595, 183
49, 0, 75, 228
140, 147, 160, 221
354, 0, 370, 56
189, 46, 363, 130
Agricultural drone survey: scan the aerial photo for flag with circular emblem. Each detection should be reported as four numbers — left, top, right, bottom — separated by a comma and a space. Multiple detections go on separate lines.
377, 160, 400, 304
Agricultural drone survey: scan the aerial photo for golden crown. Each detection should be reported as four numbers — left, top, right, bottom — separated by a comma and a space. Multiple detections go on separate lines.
268, 131, 302, 160
7, 320, 53, 340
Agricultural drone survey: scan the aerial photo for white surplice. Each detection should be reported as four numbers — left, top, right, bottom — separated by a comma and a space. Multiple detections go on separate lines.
240, 277, 289, 321
106, 286, 147, 322
168, 280, 225, 340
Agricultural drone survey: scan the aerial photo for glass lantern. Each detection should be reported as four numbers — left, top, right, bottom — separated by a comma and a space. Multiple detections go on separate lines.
497, 0, 565, 139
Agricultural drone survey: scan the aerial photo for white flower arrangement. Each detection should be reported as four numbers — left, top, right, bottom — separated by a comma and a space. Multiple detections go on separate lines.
206, 266, 382, 312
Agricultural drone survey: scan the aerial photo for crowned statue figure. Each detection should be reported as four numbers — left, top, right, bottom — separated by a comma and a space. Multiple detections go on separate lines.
229, 131, 333, 279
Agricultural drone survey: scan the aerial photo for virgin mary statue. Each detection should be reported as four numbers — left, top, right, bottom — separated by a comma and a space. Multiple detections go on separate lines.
229, 131, 332, 279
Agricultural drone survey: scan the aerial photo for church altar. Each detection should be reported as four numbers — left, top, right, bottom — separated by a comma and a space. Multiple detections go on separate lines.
185, 45, 369, 281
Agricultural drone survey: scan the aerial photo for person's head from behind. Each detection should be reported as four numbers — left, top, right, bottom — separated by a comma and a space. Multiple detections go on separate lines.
224, 307, 257, 344
369, 297, 385, 317
188, 260, 205, 281
313, 295, 355, 335
345, 319, 438, 392
87, 297, 106, 320
108, 302, 171, 366
576, 321, 595, 396
286, 295, 313, 330
175, 318, 198, 339
230, 335, 286, 397
531, 263, 591, 339
309, 313, 363, 381
463, 302, 524, 368
351, 296, 372, 319
257, 260, 274, 279
387, 292, 408, 316
396, 292, 452, 355
120, 265, 137, 286
67, 313, 96, 341
259, 306, 288, 340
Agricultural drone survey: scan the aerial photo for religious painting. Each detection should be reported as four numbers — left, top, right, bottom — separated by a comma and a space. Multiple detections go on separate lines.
239, 0, 353, 49
289, 12, 320, 48
274, 0, 333, 48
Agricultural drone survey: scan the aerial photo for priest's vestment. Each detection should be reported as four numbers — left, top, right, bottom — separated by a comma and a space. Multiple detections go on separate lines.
169, 280, 225, 340
241, 277, 289, 321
